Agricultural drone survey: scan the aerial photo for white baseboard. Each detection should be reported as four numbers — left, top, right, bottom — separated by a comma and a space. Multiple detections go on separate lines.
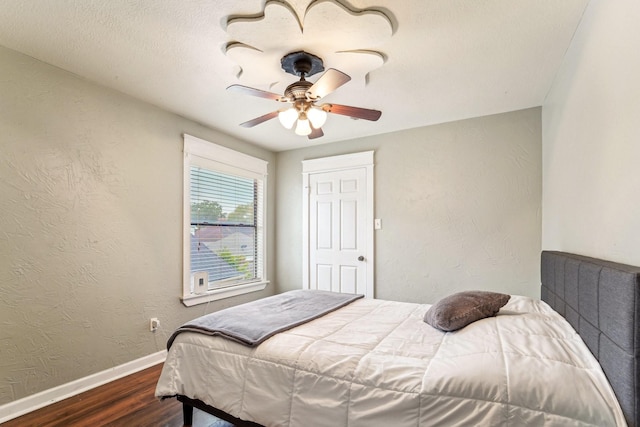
0, 350, 167, 424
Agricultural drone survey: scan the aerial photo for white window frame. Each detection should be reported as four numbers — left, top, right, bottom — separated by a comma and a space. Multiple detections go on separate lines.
182, 134, 268, 306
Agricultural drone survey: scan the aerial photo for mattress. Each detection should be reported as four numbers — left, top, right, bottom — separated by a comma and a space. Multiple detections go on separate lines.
155, 295, 626, 426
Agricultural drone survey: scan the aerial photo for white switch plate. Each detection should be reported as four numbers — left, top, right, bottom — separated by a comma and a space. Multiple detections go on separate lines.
374, 218, 382, 230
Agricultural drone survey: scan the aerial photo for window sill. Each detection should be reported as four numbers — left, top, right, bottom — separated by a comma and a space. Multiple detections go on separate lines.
181, 280, 269, 307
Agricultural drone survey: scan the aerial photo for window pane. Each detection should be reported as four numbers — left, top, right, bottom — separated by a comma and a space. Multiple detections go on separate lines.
190, 166, 259, 288
190, 168, 255, 225
191, 225, 256, 285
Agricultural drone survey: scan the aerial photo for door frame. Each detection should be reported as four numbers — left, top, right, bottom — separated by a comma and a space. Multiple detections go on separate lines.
302, 151, 375, 298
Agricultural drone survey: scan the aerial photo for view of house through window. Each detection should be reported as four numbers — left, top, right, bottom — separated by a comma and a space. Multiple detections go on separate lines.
190, 167, 260, 288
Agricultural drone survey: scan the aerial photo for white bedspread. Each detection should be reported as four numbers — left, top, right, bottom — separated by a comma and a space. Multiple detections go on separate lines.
155, 295, 626, 426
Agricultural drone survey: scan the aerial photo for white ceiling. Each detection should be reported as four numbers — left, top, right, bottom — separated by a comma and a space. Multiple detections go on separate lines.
0, 0, 589, 152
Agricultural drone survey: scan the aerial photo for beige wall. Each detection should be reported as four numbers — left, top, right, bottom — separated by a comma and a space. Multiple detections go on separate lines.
542, 0, 640, 266
276, 108, 542, 303
0, 46, 276, 404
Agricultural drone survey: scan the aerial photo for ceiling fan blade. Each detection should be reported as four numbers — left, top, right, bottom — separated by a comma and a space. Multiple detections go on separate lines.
308, 127, 324, 140
321, 103, 382, 121
307, 69, 351, 99
227, 84, 285, 102
239, 111, 279, 128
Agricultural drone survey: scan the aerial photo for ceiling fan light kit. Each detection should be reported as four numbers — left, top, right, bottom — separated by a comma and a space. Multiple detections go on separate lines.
307, 107, 327, 128
279, 98, 328, 132
294, 113, 312, 136
278, 107, 298, 129
227, 51, 381, 140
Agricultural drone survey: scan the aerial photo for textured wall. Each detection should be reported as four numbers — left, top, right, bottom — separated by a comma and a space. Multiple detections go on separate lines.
276, 108, 541, 303
542, 0, 640, 266
0, 46, 276, 404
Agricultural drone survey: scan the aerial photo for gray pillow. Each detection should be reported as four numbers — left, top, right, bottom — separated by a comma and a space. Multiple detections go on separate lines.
424, 291, 510, 332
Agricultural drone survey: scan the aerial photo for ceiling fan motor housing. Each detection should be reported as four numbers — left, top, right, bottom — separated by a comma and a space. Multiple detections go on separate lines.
285, 80, 313, 101
282, 51, 324, 102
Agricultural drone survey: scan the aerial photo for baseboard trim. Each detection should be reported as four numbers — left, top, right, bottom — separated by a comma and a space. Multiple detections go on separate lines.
0, 350, 167, 424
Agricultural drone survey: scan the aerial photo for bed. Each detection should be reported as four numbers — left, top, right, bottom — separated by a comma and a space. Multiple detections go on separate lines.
156, 251, 640, 426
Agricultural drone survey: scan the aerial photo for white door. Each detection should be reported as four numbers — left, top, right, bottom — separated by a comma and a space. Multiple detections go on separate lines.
302, 151, 374, 298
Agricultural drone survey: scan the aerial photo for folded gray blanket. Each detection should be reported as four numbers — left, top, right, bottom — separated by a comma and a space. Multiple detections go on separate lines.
167, 289, 363, 348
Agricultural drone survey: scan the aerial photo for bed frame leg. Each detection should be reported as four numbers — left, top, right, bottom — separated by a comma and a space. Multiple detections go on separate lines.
182, 401, 194, 426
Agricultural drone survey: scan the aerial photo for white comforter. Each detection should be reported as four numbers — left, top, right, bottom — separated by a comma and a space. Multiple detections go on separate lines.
155, 296, 626, 426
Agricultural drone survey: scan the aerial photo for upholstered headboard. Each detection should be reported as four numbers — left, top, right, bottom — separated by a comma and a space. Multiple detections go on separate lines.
541, 251, 640, 427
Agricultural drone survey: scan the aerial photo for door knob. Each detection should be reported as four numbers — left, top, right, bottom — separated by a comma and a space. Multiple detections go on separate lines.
358, 256, 365, 261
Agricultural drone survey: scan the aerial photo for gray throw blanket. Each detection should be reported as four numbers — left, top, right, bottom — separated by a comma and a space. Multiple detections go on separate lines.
167, 289, 363, 349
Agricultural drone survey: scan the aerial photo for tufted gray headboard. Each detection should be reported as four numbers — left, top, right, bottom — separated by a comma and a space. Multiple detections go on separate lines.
541, 251, 640, 427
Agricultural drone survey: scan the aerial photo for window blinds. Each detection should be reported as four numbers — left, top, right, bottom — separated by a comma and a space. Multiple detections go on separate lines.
190, 166, 263, 288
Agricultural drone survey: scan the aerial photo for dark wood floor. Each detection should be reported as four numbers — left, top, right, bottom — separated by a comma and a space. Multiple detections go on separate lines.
2, 363, 221, 427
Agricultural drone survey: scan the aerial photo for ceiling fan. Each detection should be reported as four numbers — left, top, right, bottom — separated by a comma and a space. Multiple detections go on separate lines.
227, 51, 382, 139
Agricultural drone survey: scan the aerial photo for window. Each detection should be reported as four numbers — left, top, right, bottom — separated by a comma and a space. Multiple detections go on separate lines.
182, 134, 268, 306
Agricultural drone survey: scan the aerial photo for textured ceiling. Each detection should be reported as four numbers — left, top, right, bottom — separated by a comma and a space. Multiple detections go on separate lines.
0, 0, 589, 151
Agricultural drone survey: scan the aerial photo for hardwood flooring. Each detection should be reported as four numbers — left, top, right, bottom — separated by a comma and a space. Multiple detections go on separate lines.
2, 363, 221, 427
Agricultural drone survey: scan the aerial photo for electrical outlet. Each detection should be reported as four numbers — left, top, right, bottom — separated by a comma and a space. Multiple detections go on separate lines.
149, 317, 160, 332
